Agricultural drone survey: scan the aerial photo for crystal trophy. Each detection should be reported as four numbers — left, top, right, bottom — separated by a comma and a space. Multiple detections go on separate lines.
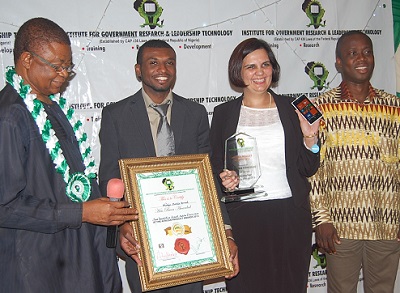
221, 132, 262, 203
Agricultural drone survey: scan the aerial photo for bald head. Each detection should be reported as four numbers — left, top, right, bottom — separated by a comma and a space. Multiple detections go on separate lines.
335, 30, 372, 59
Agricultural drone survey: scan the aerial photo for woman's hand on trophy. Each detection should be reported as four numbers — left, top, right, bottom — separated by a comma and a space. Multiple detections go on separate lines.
220, 169, 239, 191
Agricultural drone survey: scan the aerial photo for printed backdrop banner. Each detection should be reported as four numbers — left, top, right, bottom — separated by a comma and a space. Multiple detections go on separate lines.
0, 1, 398, 292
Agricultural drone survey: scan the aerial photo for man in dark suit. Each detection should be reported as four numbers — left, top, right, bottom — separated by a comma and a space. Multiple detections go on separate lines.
99, 39, 238, 293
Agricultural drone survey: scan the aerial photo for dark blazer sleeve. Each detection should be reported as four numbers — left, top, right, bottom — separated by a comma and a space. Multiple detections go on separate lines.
195, 105, 211, 154
209, 105, 225, 174
274, 92, 320, 208
99, 90, 155, 195
210, 96, 242, 174
98, 105, 122, 196
209, 97, 243, 228
171, 94, 211, 155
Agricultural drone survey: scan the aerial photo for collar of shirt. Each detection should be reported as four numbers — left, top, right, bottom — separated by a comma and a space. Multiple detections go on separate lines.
142, 89, 174, 108
339, 81, 377, 104
142, 89, 174, 150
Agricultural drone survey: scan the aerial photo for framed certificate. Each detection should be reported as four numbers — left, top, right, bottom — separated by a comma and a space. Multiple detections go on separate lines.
119, 154, 233, 291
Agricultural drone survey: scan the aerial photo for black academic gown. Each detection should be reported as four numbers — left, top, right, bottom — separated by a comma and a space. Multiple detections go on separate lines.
0, 83, 122, 293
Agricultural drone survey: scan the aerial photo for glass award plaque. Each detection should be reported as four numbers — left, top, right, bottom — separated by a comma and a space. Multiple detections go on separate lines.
222, 132, 262, 203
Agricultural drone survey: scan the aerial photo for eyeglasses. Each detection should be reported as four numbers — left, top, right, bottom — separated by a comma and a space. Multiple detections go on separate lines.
29, 51, 75, 74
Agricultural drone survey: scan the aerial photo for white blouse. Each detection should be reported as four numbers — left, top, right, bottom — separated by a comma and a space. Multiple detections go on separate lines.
236, 105, 292, 201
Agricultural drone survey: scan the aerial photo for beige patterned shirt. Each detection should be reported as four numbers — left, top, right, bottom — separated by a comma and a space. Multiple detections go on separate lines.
309, 86, 400, 240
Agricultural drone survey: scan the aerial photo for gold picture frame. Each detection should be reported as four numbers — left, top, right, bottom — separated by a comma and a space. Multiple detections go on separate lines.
119, 154, 233, 292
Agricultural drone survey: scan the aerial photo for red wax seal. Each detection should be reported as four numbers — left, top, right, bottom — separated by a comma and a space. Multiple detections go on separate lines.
174, 238, 190, 255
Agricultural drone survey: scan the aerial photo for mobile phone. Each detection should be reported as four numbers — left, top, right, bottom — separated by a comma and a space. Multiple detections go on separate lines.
291, 94, 323, 125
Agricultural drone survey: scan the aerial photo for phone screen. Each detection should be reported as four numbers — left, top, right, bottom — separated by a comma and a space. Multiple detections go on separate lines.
291, 95, 323, 125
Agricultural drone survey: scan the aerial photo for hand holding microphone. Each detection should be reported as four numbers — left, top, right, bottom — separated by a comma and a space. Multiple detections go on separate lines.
107, 178, 125, 202
104, 180, 142, 262
81, 178, 138, 240
106, 178, 125, 248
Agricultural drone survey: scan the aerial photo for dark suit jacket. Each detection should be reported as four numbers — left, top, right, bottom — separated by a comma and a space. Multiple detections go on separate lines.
99, 89, 231, 292
209, 90, 320, 209
99, 90, 208, 181
99, 89, 231, 221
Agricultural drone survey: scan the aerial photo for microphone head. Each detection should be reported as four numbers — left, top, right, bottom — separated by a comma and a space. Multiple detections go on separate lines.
107, 178, 124, 199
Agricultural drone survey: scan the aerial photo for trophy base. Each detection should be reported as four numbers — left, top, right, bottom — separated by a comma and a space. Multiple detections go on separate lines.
226, 187, 254, 195
221, 189, 265, 203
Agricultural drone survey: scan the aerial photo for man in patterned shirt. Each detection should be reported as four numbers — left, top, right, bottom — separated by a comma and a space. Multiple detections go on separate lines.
309, 30, 400, 293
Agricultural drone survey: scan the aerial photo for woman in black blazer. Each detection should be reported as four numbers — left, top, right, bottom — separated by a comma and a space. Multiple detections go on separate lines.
210, 38, 320, 293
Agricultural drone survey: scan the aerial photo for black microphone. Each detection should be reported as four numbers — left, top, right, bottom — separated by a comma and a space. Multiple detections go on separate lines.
106, 178, 124, 248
